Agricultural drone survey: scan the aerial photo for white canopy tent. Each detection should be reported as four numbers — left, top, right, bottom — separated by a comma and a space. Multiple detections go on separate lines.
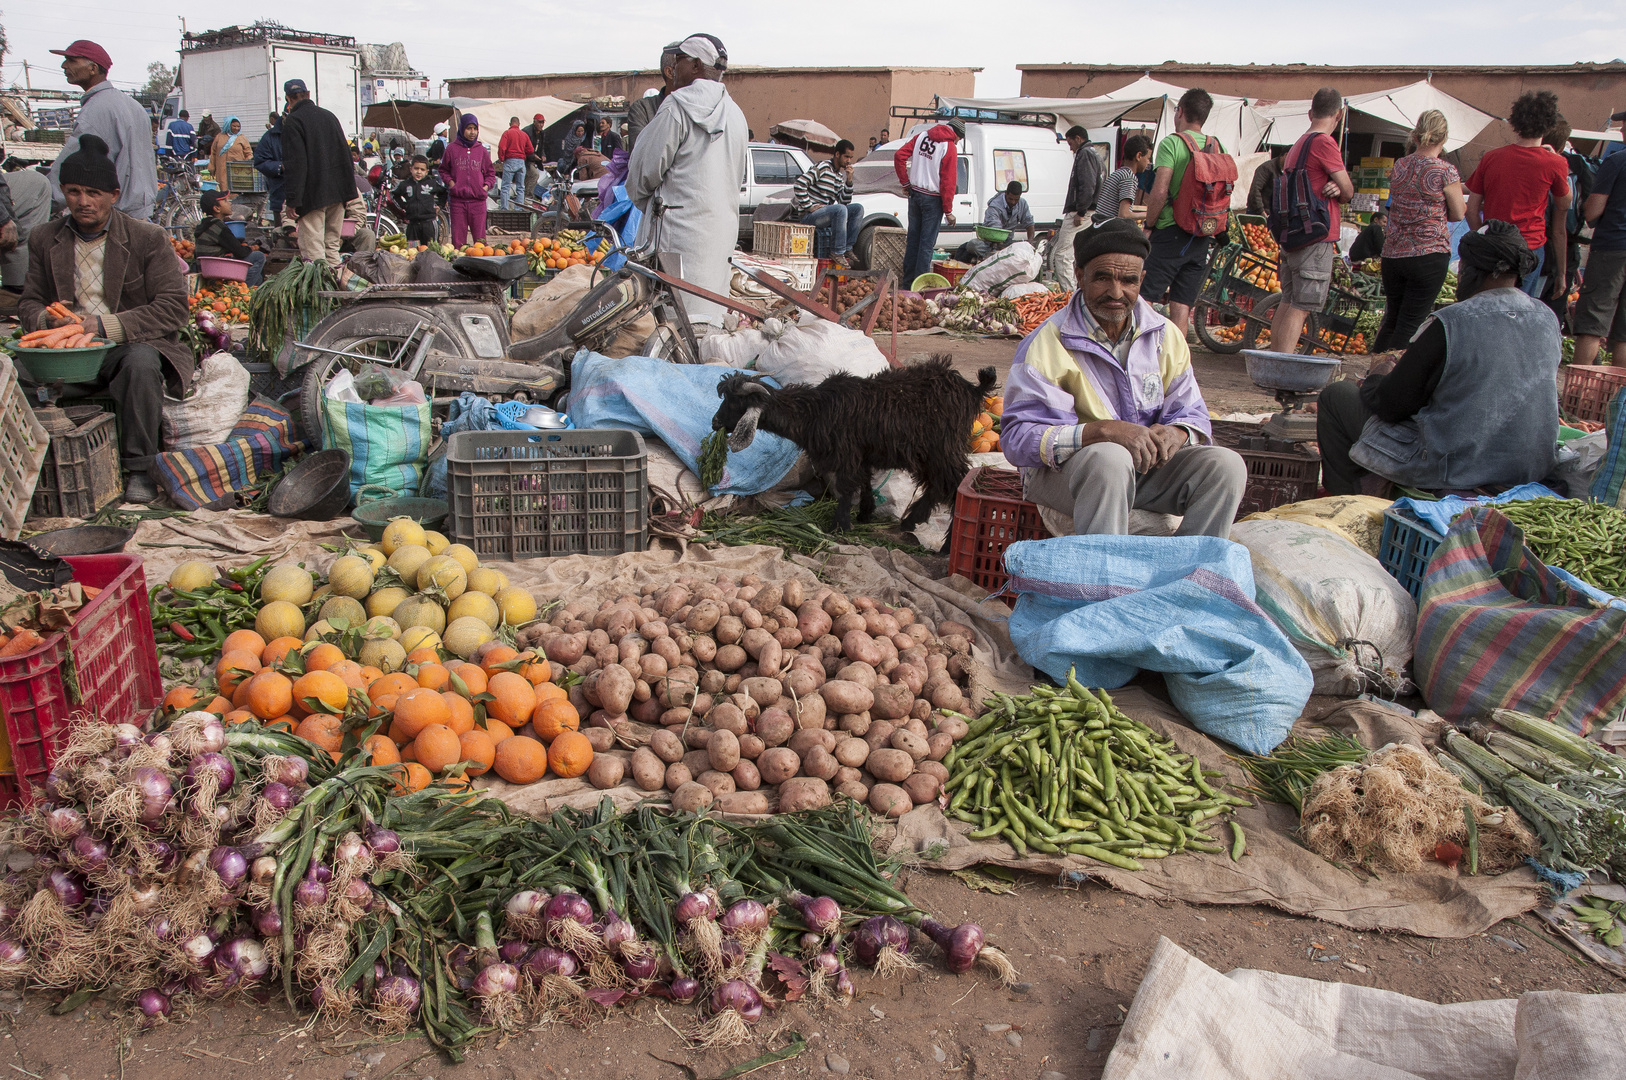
463, 95, 587, 153
1254, 82, 1495, 153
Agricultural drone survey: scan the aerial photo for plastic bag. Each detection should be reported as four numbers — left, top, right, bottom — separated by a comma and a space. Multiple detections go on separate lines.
319, 392, 431, 500
962, 241, 1040, 294
162, 351, 251, 449
1004, 535, 1313, 753
1548, 430, 1607, 498
1230, 519, 1416, 696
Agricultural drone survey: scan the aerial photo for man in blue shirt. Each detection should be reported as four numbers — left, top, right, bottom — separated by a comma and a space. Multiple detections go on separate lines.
1575, 147, 1626, 365
162, 110, 194, 158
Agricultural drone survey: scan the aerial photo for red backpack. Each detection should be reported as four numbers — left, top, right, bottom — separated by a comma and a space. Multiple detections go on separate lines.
1171, 132, 1238, 238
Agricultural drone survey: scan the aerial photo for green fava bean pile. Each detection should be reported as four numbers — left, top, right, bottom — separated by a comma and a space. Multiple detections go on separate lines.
941, 670, 1251, 870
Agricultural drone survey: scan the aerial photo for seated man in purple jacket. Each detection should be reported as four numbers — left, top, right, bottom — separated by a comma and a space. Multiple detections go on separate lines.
1001, 218, 1247, 537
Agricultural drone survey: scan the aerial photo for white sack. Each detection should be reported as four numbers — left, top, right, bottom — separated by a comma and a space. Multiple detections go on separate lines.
1000, 281, 1052, 299
962, 241, 1039, 294
1514, 991, 1626, 1080
699, 318, 890, 384
162, 351, 250, 449
1230, 518, 1416, 696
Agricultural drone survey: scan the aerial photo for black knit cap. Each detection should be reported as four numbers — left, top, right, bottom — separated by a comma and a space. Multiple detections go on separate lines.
59, 133, 119, 193
1074, 217, 1150, 268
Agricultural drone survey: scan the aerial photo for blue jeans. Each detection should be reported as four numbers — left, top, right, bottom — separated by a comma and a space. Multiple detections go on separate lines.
1520, 245, 1547, 298
499, 159, 525, 210
903, 190, 946, 285
801, 202, 864, 256
245, 250, 266, 287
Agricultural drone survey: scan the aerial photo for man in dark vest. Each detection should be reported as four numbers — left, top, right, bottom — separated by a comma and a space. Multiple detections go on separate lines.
1317, 221, 1559, 495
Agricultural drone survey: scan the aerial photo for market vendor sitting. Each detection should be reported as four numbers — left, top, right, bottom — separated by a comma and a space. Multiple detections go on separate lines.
956, 181, 1035, 263
1317, 220, 1560, 497
193, 191, 266, 286
20, 134, 190, 505
1002, 218, 1248, 537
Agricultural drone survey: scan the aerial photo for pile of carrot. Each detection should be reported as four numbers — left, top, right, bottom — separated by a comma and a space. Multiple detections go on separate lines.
0, 629, 44, 656
17, 306, 102, 350
1011, 290, 1073, 333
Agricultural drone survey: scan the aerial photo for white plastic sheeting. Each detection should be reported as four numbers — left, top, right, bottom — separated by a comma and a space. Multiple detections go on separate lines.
1255, 81, 1495, 152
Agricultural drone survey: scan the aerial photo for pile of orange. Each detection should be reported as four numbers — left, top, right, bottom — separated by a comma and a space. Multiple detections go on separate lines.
533, 236, 603, 272
189, 280, 253, 321
161, 634, 593, 796
969, 396, 1002, 454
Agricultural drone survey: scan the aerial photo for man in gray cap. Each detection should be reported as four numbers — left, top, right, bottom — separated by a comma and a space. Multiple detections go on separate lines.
1000, 218, 1246, 538
47, 40, 157, 220
626, 33, 747, 327
893, 114, 965, 285
21, 135, 190, 504
281, 78, 358, 268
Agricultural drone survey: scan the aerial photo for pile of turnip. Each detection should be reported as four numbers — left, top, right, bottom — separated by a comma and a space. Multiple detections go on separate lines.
518, 575, 978, 819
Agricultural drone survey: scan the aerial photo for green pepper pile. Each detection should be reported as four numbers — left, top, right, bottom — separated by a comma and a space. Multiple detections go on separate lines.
149, 555, 273, 657
1496, 497, 1626, 596
941, 672, 1250, 870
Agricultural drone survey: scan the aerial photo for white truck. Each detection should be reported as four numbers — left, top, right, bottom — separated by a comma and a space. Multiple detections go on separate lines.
175, 24, 362, 141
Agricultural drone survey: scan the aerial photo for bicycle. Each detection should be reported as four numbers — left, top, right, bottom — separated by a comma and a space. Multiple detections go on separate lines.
152, 157, 203, 234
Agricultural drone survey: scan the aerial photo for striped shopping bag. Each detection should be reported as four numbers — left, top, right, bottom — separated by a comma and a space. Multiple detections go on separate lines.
319, 396, 431, 500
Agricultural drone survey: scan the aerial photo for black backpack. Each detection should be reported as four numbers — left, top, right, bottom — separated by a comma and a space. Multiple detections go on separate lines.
1268, 133, 1338, 251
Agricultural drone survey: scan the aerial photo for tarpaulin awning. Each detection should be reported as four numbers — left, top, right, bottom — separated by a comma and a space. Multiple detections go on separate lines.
769, 119, 841, 152
464, 96, 589, 152
1254, 81, 1495, 152
361, 98, 487, 138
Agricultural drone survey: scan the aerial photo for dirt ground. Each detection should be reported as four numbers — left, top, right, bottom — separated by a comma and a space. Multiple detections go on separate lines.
7, 333, 1618, 1080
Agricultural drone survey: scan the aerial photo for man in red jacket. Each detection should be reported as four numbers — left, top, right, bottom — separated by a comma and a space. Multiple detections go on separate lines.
894, 116, 964, 285
497, 116, 534, 211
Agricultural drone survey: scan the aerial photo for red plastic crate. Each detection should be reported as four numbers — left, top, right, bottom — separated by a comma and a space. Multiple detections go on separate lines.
1560, 365, 1626, 424
947, 468, 1047, 606
0, 553, 161, 807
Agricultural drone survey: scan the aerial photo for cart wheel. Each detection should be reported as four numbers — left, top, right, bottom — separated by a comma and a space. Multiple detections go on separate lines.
1193, 299, 1264, 355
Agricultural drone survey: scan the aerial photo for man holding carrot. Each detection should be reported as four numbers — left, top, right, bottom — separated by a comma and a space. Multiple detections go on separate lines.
21, 135, 190, 505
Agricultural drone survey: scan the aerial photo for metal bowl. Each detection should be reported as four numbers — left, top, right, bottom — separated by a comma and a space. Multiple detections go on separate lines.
1242, 350, 1342, 394
351, 496, 449, 542
520, 406, 568, 429
27, 525, 133, 556
268, 449, 351, 520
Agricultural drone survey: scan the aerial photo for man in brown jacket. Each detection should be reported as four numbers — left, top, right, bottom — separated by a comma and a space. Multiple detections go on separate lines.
22, 134, 190, 504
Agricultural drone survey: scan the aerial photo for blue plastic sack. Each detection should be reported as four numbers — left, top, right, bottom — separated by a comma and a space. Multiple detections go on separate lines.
567, 350, 803, 497
1003, 535, 1313, 754
1391, 482, 1561, 535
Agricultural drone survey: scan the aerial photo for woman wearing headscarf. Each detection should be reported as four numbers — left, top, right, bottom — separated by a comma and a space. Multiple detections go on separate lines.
559, 120, 588, 175
209, 116, 252, 186
1317, 220, 1559, 496
439, 114, 495, 246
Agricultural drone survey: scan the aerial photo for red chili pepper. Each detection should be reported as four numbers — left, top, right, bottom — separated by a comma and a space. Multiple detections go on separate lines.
216, 577, 244, 592
169, 621, 196, 642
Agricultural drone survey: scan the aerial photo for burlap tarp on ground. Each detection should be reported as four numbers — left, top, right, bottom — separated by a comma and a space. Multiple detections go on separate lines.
126, 514, 1538, 937
1102, 937, 1626, 1080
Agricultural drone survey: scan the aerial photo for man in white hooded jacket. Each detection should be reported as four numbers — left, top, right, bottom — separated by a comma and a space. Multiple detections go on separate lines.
626, 33, 747, 326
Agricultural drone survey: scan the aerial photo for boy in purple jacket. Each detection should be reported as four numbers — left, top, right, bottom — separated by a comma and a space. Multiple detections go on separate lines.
1001, 219, 1246, 537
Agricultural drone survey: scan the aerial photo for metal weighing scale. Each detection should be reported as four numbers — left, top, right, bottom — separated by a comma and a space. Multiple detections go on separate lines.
1240, 350, 1343, 442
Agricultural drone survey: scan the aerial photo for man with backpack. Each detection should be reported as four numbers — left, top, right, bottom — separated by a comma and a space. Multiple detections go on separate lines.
1140, 89, 1236, 336
1268, 87, 1353, 354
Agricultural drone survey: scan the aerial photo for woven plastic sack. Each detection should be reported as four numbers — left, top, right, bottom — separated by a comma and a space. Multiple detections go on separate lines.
319, 394, 431, 500
161, 351, 250, 449
1230, 519, 1416, 697
1239, 495, 1393, 556
962, 241, 1040, 294
1414, 506, 1626, 733
1003, 535, 1313, 754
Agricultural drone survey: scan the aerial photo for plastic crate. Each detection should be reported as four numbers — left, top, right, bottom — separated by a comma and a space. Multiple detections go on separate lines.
0, 553, 161, 807
0, 354, 51, 540
225, 160, 265, 193
869, 227, 907, 277
947, 468, 1047, 606
1378, 506, 1444, 603
445, 429, 649, 559
486, 209, 536, 235
29, 411, 120, 520
1560, 365, 1626, 424
1212, 420, 1322, 516
761, 255, 818, 293
753, 220, 815, 257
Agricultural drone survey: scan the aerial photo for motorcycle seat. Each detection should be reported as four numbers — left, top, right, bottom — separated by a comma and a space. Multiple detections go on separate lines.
453, 253, 531, 283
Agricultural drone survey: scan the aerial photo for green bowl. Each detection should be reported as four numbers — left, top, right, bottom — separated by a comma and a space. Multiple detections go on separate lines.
9, 341, 112, 384
352, 496, 449, 542
975, 224, 1012, 244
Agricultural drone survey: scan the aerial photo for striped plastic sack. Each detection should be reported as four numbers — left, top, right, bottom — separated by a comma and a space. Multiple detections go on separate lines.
1414, 506, 1626, 734
1589, 387, 1626, 509
319, 396, 431, 500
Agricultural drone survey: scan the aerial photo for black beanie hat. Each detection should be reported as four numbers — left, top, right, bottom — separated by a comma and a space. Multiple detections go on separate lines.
59, 133, 119, 193
1073, 217, 1150, 268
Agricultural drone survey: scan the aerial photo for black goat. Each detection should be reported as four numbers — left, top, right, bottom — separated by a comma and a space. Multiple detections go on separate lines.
712, 356, 997, 531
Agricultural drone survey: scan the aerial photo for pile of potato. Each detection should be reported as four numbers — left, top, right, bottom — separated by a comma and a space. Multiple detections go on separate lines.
517, 574, 977, 818
871, 294, 938, 332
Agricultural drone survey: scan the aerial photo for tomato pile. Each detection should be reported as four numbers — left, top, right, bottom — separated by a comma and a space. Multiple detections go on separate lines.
190, 280, 253, 323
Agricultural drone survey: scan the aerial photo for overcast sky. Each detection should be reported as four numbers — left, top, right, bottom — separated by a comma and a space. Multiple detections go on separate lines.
5, 2, 1623, 100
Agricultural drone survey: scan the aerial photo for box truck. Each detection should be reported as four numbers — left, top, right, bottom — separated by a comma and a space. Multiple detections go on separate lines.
178, 24, 361, 141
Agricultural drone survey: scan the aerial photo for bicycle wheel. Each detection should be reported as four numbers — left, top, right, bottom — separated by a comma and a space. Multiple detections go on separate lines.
164, 194, 202, 231
289, 308, 424, 443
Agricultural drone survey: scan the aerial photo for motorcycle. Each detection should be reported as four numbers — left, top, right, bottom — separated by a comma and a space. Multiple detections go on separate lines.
277, 202, 698, 442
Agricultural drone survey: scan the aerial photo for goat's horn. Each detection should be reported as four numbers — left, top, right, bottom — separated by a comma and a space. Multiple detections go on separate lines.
739, 380, 770, 397
727, 406, 763, 453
